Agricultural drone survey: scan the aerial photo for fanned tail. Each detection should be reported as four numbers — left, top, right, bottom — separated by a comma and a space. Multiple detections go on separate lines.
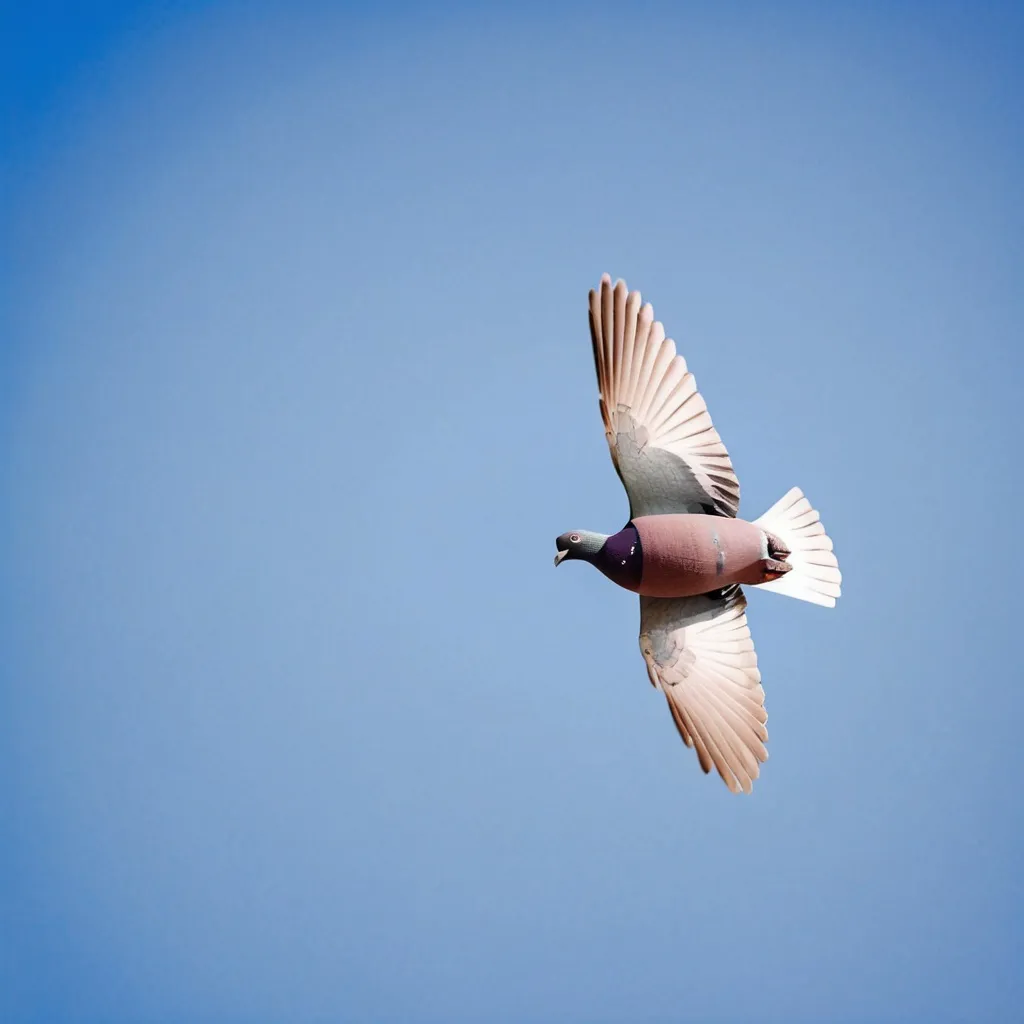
754, 487, 841, 608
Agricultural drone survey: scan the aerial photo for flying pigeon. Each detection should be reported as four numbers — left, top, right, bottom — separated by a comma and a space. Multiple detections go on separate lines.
555, 274, 841, 793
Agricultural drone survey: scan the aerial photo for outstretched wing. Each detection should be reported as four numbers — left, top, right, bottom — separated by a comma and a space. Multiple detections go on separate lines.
588, 274, 740, 518
639, 588, 768, 794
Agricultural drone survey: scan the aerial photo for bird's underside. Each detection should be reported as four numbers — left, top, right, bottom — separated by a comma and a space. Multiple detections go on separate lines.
629, 513, 791, 598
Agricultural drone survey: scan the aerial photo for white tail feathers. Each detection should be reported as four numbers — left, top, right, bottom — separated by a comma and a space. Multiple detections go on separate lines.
754, 487, 842, 608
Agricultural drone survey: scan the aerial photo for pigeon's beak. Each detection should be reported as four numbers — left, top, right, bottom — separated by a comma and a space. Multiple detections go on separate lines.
554, 549, 568, 567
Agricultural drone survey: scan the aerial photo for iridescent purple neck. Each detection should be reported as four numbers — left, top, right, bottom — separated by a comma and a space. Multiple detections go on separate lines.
591, 524, 643, 591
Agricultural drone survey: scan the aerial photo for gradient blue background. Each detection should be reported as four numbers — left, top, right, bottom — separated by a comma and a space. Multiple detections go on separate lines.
3, 3, 1022, 1021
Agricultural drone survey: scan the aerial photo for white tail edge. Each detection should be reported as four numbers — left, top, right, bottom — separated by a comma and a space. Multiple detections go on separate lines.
754, 487, 841, 608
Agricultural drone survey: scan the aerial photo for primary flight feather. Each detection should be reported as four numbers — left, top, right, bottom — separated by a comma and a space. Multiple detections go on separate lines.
555, 274, 842, 793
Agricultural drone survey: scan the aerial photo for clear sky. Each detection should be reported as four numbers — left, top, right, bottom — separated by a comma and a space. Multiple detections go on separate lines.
2, 2, 1022, 1021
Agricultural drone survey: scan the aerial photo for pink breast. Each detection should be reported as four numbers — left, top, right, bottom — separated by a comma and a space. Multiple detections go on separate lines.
633, 515, 768, 598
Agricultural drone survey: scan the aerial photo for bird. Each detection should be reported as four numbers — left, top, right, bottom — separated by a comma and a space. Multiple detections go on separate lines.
554, 274, 841, 793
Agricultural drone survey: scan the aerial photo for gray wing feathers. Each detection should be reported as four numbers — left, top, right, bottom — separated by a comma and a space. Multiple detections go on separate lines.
639, 589, 768, 794
589, 274, 741, 518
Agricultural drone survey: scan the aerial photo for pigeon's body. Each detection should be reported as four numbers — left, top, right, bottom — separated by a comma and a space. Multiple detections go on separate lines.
554, 274, 842, 794
592, 515, 787, 598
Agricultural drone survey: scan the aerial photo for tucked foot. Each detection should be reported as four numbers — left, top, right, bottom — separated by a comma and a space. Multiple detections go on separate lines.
762, 558, 792, 583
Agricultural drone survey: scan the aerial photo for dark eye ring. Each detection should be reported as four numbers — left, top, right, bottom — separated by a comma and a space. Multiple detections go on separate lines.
569, 533, 581, 543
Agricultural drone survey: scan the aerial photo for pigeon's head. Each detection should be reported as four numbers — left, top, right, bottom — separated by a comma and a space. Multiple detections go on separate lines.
554, 530, 607, 566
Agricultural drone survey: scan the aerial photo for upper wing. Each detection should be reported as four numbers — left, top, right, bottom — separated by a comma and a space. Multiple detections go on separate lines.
639, 588, 768, 794
588, 274, 740, 518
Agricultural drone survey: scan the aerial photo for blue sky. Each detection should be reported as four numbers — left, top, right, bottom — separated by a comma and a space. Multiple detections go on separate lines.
2, 3, 1022, 1021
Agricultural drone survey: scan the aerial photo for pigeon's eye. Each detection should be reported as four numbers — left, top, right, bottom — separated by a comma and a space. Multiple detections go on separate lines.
569, 534, 581, 543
